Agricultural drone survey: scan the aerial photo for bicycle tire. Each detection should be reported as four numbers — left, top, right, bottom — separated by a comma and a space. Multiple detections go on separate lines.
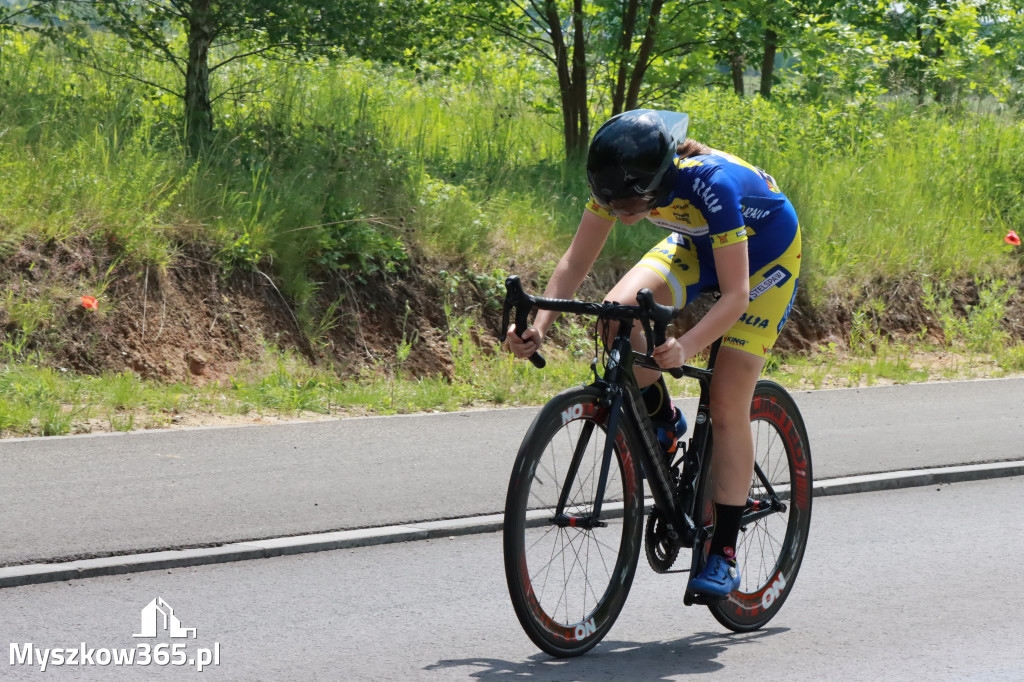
503, 386, 644, 657
695, 379, 813, 631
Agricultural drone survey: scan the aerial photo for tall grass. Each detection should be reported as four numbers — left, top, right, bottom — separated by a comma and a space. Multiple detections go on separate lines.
673, 92, 1024, 291
1, 31, 1023, 437
5, 32, 1019, 290
1, 31, 1023, 381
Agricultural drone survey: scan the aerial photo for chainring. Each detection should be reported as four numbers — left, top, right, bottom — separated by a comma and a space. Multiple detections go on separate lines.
644, 506, 680, 573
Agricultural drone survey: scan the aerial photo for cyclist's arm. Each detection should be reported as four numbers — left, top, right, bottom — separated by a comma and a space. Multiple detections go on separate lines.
686, 241, 750, 355
653, 241, 750, 366
532, 209, 614, 337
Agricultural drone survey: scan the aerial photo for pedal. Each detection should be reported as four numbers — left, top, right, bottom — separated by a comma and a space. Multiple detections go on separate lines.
684, 591, 725, 606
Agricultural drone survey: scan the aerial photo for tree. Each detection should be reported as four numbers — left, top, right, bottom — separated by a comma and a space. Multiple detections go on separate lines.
712, 0, 826, 100
45, 0, 425, 154
461, 0, 719, 159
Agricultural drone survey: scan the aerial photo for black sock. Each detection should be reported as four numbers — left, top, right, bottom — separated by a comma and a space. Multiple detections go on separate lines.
709, 503, 745, 563
641, 376, 675, 424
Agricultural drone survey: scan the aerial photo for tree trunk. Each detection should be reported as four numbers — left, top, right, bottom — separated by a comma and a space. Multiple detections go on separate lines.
625, 0, 665, 110
569, 0, 588, 155
729, 49, 745, 96
544, 0, 589, 159
185, 0, 215, 155
612, 0, 640, 115
759, 28, 777, 100
915, 25, 925, 105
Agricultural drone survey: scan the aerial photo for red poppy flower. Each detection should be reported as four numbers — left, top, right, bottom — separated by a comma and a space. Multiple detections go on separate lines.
80, 296, 98, 309
1006, 230, 1021, 246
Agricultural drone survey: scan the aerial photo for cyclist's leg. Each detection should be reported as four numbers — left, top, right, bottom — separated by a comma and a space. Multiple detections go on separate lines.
605, 233, 702, 385
690, 228, 802, 598
606, 234, 701, 443
711, 224, 801, 506
709, 348, 764, 504
686, 348, 763, 597
603, 265, 674, 390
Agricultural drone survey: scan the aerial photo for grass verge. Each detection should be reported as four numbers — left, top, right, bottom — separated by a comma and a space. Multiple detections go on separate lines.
2, 335, 1023, 438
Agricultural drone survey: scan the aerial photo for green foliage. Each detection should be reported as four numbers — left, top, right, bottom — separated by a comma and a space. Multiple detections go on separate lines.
1, 25, 1023, 430
922, 278, 1013, 354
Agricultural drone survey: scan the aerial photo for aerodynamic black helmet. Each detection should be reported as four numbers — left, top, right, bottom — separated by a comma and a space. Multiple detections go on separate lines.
586, 109, 689, 210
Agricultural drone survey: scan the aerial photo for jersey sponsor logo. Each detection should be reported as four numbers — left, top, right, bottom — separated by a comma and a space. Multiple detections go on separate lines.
741, 205, 771, 221
691, 178, 722, 213
724, 336, 748, 347
757, 168, 781, 193
650, 200, 704, 232
749, 265, 792, 301
670, 257, 690, 271
650, 203, 693, 225
778, 279, 798, 333
712, 228, 747, 249
667, 233, 692, 250
739, 313, 771, 329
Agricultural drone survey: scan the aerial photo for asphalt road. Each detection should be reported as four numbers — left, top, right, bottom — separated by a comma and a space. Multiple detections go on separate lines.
1, 378, 1022, 566
2, 477, 1022, 681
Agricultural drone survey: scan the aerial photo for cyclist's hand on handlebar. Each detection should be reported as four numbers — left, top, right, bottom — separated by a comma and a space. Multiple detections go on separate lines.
504, 324, 544, 359
652, 336, 687, 369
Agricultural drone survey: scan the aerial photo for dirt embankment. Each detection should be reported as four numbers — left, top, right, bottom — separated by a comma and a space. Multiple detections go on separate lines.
2, 237, 1023, 383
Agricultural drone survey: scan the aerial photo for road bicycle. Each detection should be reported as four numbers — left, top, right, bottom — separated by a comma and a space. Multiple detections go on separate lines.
500, 275, 813, 657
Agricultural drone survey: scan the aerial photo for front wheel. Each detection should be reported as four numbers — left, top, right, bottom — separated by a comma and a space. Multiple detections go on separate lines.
503, 387, 644, 657
698, 380, 813, 631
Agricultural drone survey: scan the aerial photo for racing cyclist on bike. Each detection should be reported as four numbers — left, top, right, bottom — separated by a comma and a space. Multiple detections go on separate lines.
504, 109, 802, 600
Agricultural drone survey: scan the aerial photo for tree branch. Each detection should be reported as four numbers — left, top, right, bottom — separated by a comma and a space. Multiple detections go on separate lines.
80, 54, 184, 99
651, 38, 709, 61
457, 12, 555, 65
662, 0, 717, 26
102, 1, 188, 77
209, 43, 306, 72
508, 0, 550, 34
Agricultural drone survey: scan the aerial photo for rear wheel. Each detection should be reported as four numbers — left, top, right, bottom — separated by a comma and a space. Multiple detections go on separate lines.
696, 380, 813, 631
503, 387, 644, 657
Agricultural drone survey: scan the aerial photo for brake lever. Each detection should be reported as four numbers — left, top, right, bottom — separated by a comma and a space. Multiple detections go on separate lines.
635, 288, 685, 379
503, 276, 546, 368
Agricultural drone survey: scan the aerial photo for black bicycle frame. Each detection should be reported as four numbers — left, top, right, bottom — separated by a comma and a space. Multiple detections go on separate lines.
552, 319, 705, 544
500, 274, 784, 546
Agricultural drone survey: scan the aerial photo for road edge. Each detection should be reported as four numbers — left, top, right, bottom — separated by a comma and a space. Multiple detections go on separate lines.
3, 460, 1021, 589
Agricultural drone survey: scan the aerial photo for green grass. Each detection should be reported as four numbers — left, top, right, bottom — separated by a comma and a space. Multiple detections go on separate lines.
3, 34, 1021, 286
0, 285, 1021, 438
2, 329, 1022, 438
1, 32, 1023, 437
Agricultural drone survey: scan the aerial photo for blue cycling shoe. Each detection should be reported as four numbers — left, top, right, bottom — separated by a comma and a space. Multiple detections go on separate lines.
655, 407, 688, 459
687, 552, 741, 599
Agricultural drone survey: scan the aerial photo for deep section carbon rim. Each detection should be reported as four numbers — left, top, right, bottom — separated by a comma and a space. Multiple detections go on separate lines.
503, 389, 643, 657
706, 381, 813, 631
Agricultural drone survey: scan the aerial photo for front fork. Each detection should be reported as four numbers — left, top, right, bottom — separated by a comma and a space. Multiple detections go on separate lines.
551, 387, 622, 530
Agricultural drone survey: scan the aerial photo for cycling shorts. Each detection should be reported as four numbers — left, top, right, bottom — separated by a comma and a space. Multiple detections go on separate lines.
636, 227, 801, 358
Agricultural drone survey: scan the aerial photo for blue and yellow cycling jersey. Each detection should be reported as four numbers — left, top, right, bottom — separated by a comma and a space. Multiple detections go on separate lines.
587, 149, 799, 273
587, 149, 802, 357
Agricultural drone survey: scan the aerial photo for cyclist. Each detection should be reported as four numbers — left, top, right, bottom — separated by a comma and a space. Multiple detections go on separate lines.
504, 108, 801, 600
